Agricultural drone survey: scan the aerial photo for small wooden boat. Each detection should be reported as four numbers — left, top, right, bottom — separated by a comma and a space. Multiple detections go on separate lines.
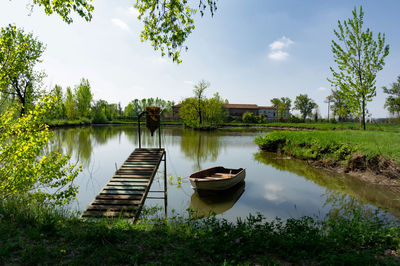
189, 166, 246, 191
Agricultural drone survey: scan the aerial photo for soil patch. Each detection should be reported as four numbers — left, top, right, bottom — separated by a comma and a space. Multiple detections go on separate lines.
310, 154, 400, 188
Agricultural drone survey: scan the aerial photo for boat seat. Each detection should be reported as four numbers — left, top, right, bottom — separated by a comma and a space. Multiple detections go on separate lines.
211, 173, 234, 178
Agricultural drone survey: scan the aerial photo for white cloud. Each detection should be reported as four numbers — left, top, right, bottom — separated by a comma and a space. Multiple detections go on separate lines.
268, 50, 289, 61
264, 183, 283, 192
269, 36, 294, 51
111, 18, 130, 32
264, 183, 284, 202
268, 36, 294, 61
317, 86, 328, 91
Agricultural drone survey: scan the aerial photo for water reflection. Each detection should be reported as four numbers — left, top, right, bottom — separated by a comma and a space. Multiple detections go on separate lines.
253, 151, 400, 218
180, 129, 223, 170
49, 126, 400, 221
189, 182, 245, 218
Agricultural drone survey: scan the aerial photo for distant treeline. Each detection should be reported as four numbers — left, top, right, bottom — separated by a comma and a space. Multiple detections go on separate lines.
0, 78, 175, 123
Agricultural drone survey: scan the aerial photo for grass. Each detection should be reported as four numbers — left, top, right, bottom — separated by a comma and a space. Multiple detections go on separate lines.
1, 197, 400, 265
255, 130, 400, 163
224, 121, 400, 132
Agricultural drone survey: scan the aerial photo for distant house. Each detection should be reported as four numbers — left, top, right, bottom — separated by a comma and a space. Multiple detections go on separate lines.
224, 104, 259, 117
172, 103, 290, 122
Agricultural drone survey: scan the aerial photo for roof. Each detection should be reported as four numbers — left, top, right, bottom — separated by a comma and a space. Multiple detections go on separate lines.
224, 104, 259, 109
258, 106, 276, 110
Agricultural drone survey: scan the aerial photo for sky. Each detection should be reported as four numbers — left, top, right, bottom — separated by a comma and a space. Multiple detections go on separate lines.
1, 0, 400, 118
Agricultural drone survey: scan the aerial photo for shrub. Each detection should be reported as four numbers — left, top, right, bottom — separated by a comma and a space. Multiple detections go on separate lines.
0, 97, 81, 205
242, 112, 257, 123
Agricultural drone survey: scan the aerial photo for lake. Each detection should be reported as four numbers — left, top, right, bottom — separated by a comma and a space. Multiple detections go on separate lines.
51, 125, 400, 221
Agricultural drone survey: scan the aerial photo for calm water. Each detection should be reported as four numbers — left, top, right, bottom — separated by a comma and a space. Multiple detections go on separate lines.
51, 125, 400, 221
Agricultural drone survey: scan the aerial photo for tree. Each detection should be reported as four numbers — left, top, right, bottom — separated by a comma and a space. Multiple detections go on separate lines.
324, 95, 333, 121
293, 94, 317, 121
0, 96, 80, 205
0, 24, 46, 116
329, 89, 351, 121
134, 0, 217, 63
65, 87, 77, 120
75, 78, 93, 118
48, 84, 65, 119
328, 6, 389, 130
92, 99, 108, 123
179, 97, 198, 128
205, 93, 227, 125
179, 87, 226, 128
193, 79, 210, 126
12, 1, 214, 63
27, 0, 94, 24
242, 112, 257, 123
383, 75, 400, 119
270, 97, 291, 120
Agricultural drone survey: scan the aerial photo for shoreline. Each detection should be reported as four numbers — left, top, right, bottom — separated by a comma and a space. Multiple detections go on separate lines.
255, 131, 400, 188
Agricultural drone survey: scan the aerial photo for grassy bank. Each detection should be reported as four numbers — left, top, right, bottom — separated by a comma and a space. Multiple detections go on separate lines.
224, 122, 400, 132
255, 131, 400, 179
1, 198, 399, 265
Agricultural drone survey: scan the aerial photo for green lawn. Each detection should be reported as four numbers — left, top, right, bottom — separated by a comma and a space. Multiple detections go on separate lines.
224, 121, 400, 132
255, 130, 400, 162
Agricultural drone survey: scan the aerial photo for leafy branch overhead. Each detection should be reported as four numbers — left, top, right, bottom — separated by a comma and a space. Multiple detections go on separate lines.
134, 0, 217, 63
30, 0, 94, 24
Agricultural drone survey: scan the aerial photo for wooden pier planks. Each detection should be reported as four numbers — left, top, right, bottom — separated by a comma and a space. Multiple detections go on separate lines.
82, 148, 165, 221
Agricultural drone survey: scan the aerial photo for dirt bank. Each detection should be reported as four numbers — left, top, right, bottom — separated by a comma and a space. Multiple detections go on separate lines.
307, 154, 400, 188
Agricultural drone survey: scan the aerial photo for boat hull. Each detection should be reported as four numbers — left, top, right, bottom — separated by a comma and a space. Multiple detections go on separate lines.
189, 167, 246, 191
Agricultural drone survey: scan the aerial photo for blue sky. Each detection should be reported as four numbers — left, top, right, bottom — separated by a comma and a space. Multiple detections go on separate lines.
1, 0, 400, 118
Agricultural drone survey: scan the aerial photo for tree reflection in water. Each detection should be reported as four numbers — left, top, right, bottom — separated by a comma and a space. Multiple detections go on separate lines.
253, 151, 400, 218
180, 129, 223, 171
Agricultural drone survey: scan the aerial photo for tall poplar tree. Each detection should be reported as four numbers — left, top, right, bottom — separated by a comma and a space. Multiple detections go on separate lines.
329, 6, 389, 130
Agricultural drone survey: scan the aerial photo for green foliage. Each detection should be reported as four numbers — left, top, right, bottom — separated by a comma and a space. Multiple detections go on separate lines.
193, 79, 209, 125
293, 94, 317, 121
329, 6, 389, 130
179, 80, 226, 128
124, 97, 174, 117
328, 89, 352, 121
30, 0, 94, 24
75, 78, 93, 118
179, 97, 199, 127
134, 0, 217, 63
242, 111, 257, 123
270, 97, 291, 119
255, 130, 400, 162
47, 85, 66, 119
64, 87, 76, 120
0, 198, 399, 265
0, 24, 45, 115
0, 96, 81, 205
383, 75, 400, 119
91, 100, 108, 123
205, 92, 227, 126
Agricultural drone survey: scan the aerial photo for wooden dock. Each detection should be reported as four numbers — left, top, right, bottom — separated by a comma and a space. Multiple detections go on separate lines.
82, 148, 166, 222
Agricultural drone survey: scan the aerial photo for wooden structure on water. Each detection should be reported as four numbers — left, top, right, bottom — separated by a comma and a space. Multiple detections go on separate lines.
82, 108, 167, 223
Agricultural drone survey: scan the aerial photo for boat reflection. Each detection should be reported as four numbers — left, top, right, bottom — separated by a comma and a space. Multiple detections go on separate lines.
188, 181, 245, 218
